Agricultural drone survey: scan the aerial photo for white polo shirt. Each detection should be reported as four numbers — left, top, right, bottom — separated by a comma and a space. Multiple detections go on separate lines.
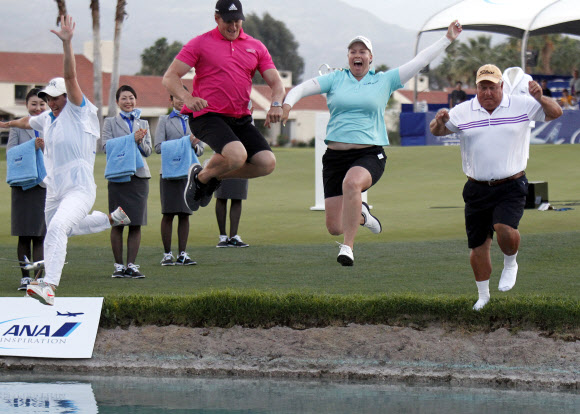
446, 94, 545, 181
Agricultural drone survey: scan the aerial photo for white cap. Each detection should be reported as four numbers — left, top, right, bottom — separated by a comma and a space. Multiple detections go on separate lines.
348, 35, 373, 54
38, 77, 67, 99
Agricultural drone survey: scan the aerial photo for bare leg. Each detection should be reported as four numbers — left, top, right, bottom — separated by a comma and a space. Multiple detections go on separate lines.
470, 237, 493, 310
215, 198, 228, 236
495, 223, 520, 291
17, 236, 32, 277
161, 214, 174, 253
177, 213, 189, 253
218, 150, 276, 180
126, 225, 141, 265
341, 167, 372, 249
111, 226, 124, 265
229, 199, 242, 238
197, 141, 247, 184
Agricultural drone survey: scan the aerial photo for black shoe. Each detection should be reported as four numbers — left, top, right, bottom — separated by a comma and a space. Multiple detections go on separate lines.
228, 236, 249, 248
160, 252, 175, 266
176, 251, 197, 265
200, 178, 222, 207
111, 263, 127, 278
18, 277, 33, 291
216, 236, 229, 248
184, 164, 203, 211
125, 263, 145, 279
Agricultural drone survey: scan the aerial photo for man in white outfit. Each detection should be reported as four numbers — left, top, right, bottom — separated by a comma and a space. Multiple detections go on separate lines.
429, 64, 562, 311
0, 15, 130, 305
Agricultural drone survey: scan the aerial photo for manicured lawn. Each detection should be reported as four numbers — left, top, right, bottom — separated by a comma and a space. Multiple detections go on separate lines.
0, 145, 578, 328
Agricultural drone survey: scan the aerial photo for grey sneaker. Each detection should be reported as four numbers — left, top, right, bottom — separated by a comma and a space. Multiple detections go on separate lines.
18, 277, 33, 291
27, 279, 56, 306
125, 263, 145, 279
184, 163, 203, 211
176, 251, 197, 265
227, 235, 249, 248
111, 207, 131, 226
161, 252, 175, 266
337, 243, 354, 266
361, 202, 382, 234
111, 263, 127, 278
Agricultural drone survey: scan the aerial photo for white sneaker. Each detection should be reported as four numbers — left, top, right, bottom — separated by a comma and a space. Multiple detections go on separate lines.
111, 207, 131, 226
27, 279, 55, 306
498, 264, 518, 291
337, 243, 354, 266
361, 202, 382, 234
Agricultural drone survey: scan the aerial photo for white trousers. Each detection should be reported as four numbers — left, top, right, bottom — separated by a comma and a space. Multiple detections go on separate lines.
43, 190, 111, 286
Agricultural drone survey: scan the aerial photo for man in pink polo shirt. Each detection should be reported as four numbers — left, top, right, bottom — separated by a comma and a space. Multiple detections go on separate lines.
163, 0, 285, 211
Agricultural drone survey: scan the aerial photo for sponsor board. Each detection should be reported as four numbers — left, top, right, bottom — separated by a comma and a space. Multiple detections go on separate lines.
0, 382, 97, 413
0, 298, 102, 358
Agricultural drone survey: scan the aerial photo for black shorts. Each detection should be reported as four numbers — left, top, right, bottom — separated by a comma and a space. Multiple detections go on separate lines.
463, 175, 528, 249
322, 146, 387, 199
189, 113, 272, 159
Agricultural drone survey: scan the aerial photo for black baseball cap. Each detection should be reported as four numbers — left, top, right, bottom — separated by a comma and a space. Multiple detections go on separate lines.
215, 0, 245, 21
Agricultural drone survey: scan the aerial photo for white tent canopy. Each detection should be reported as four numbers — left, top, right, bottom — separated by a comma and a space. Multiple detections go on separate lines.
413, 0, 580, 107
420, 0, 578, 36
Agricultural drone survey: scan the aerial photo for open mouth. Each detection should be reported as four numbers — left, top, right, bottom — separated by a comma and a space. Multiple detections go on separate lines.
354, 60, 363, 68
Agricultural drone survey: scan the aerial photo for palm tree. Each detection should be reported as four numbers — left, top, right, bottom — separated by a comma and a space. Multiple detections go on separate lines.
90, 0, 103, 129
107, 0, 127, 117
54, 0, 67, 24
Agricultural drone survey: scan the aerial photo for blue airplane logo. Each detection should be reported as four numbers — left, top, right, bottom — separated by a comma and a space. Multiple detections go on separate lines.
56, 311, 84, 317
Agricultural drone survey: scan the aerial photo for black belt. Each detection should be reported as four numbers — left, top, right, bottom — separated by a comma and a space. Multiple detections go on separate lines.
467, 171, 525, 186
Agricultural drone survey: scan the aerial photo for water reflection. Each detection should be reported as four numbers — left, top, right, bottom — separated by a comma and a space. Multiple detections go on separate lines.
0, 381, 97, 413
0, 373, 578, 413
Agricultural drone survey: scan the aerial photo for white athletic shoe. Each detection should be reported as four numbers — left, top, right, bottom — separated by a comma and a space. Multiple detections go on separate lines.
361, 202, 382, 234
27, 279, 55, 306
111, 207, 131, 226
498, 264, 518, 292
337, 243, 354, 266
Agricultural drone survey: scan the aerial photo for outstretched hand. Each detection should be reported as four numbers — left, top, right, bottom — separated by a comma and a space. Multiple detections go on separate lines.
446, 20, 462, 41
51, 15, 75, 42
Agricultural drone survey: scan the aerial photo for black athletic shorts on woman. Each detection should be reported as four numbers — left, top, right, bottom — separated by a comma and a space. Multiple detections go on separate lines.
322, 145, 387, 199
463, 175, 528, 249
188, 113, 272, 159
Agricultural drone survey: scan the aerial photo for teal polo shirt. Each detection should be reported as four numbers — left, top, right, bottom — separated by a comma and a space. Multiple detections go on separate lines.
317, 68, 402, 146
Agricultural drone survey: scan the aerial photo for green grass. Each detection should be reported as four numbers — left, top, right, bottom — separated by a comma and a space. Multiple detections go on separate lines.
0, 145, 578, 331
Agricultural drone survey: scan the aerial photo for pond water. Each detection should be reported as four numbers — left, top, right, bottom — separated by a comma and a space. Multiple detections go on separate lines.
0, 373, 578, 413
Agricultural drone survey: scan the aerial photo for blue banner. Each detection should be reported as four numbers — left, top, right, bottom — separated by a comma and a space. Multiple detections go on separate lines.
400, 110, 580, 146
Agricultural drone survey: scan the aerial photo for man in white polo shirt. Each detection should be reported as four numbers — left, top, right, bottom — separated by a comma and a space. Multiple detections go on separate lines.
429, 64, 562, 311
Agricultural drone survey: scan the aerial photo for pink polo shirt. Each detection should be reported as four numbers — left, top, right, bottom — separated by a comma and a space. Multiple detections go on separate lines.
176, 27, 276, 118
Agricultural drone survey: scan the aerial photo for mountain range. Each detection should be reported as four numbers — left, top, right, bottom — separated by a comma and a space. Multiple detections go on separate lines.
1, 0, 418, 82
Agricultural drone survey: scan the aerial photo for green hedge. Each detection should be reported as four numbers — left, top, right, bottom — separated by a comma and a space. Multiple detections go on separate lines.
101, 292, 580, 333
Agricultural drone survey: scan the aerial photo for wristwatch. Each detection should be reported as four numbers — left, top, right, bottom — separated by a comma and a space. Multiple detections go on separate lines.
271, 101, 282, 107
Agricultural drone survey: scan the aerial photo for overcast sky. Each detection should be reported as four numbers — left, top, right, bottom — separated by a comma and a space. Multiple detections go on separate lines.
0, 0, 466, 75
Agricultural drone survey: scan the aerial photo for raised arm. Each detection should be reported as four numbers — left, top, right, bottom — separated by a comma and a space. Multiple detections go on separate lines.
528, 80, 563, 121
398, 21, 462, 84
262, 68, 286, 128
52, 15, 83, 106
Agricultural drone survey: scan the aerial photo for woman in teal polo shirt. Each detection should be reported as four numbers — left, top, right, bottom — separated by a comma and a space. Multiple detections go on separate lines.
282, 21, 462, 266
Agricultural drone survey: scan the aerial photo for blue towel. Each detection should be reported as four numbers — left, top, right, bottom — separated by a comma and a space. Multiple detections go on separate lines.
105, 134, 144, 183
6, 139, 46, 190
161, 135, 199, 179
